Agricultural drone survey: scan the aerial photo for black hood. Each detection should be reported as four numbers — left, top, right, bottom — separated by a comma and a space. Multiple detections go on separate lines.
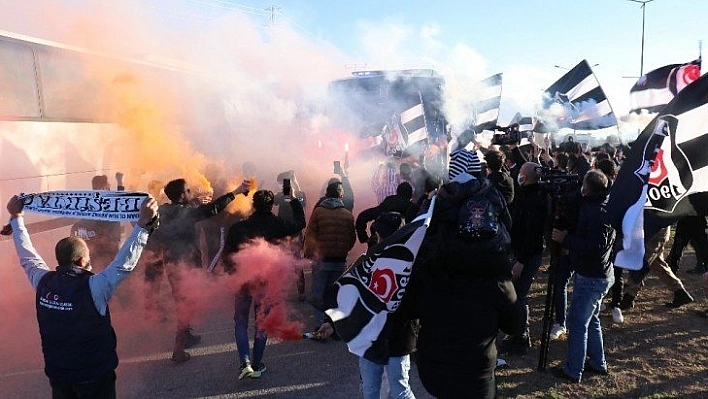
439, 178, 493, 207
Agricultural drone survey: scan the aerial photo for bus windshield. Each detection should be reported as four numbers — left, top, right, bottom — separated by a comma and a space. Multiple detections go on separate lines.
327, 69, 447, 142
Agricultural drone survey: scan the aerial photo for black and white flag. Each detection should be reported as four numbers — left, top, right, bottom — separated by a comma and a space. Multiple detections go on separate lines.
325, 196, 435, 362
382, 113, 407, 156
400, 95, 428, 145
472, 73, 503, 133
630, 59, 701, 114
535, 60, 617, 132
507, 112, 536, 146
607, 72, 708, 269
517, 116, 534, 133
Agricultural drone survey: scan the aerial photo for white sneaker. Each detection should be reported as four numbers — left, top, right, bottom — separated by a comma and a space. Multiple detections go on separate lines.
549, 324, 566, 340
611, 307, 624, 323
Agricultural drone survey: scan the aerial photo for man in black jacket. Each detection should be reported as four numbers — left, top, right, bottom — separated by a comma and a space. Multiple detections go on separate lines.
355, 181, 419, 247
149, 178, 250, 363
568, 141, 591, 181
484, 149, 514, 205
550, 169, 616, 383
223, 189, 306, 380
502, 162, 549, 355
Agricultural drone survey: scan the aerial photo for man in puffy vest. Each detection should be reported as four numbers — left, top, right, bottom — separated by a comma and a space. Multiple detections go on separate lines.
7, 194, 158, 398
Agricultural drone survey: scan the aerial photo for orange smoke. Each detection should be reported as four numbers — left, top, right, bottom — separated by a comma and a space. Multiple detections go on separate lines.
100, 70, 215, 193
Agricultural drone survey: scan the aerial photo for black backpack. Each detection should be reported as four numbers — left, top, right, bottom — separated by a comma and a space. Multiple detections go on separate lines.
432, 181, 511, 275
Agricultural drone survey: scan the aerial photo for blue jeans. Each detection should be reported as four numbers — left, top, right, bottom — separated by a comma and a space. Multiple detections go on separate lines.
311, 261, 345, 325
564, 273, 614, 380
359, 356, 415, 399
234, 288, 267, 365
513, 253, 543, 334
553, 254, 574, 327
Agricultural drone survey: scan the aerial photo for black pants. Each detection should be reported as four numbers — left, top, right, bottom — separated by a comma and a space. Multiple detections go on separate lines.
609, 266, 624, 307
417, 364, 496, 399
667, 216, 708, 271
49, 371, 116, 399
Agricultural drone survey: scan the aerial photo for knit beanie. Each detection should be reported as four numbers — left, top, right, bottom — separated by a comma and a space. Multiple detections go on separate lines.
448, 149, 482, 180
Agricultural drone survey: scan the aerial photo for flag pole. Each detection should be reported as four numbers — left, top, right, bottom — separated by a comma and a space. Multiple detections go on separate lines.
418, 90, 429, 146
699, 40, 703, 65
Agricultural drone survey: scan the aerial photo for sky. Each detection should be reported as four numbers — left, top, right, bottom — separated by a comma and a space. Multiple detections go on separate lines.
2, 0, 706, 122
276, 0, 707, 123
2, 1, 706, 126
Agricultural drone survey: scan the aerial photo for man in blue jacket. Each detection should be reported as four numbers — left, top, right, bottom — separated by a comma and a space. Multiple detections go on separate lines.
550, 169, 616, 383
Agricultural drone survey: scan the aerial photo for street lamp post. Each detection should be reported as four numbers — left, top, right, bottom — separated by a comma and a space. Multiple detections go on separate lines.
628, 0, 656, 77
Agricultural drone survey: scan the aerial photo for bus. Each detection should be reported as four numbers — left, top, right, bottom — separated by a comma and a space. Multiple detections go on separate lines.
326, 69, 448, 158
0, 30, 233, 234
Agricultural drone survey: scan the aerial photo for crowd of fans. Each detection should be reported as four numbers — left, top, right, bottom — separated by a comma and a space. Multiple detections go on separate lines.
7, 131, 708, 398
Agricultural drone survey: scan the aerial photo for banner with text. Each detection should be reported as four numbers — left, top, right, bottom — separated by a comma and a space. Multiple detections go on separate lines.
19, 191, 148, 222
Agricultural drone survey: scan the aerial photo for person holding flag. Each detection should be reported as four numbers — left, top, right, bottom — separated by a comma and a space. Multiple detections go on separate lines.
607, 71, 708, 273
319, 211, 418, 399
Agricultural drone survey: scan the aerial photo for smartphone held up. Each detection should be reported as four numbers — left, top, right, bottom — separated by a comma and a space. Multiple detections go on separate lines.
282, 178, 291, 196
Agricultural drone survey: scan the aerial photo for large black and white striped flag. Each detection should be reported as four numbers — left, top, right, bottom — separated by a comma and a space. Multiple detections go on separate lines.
607, 72, 708, 269
535, 60, 616, 132
472, 73, 503, 133
629, 59, 701, 114
325, 196, 435, 362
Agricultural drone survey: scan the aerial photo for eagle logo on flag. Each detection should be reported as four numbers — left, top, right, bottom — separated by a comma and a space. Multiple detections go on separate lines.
644, 115, 693, 213
324, 196, 434, 361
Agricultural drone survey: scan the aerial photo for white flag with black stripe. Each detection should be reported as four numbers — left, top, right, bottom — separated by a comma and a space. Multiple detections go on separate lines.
509, 112, 534, 132
400, 97, 428, 145
472, 73, 502, 133
607, 72, 708, 269
325, 196, 435, 362
535, 60, 616, 132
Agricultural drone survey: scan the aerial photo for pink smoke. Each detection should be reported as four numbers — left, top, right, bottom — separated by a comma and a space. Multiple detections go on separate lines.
224, 238, 308, 341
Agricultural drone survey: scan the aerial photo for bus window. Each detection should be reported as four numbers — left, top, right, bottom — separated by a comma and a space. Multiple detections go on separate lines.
36, 47, 105, 121
0, 39, 40, 118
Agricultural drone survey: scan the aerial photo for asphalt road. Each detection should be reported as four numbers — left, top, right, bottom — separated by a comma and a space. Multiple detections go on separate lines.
0, 290, 433, 399
0, 230, 434, 398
